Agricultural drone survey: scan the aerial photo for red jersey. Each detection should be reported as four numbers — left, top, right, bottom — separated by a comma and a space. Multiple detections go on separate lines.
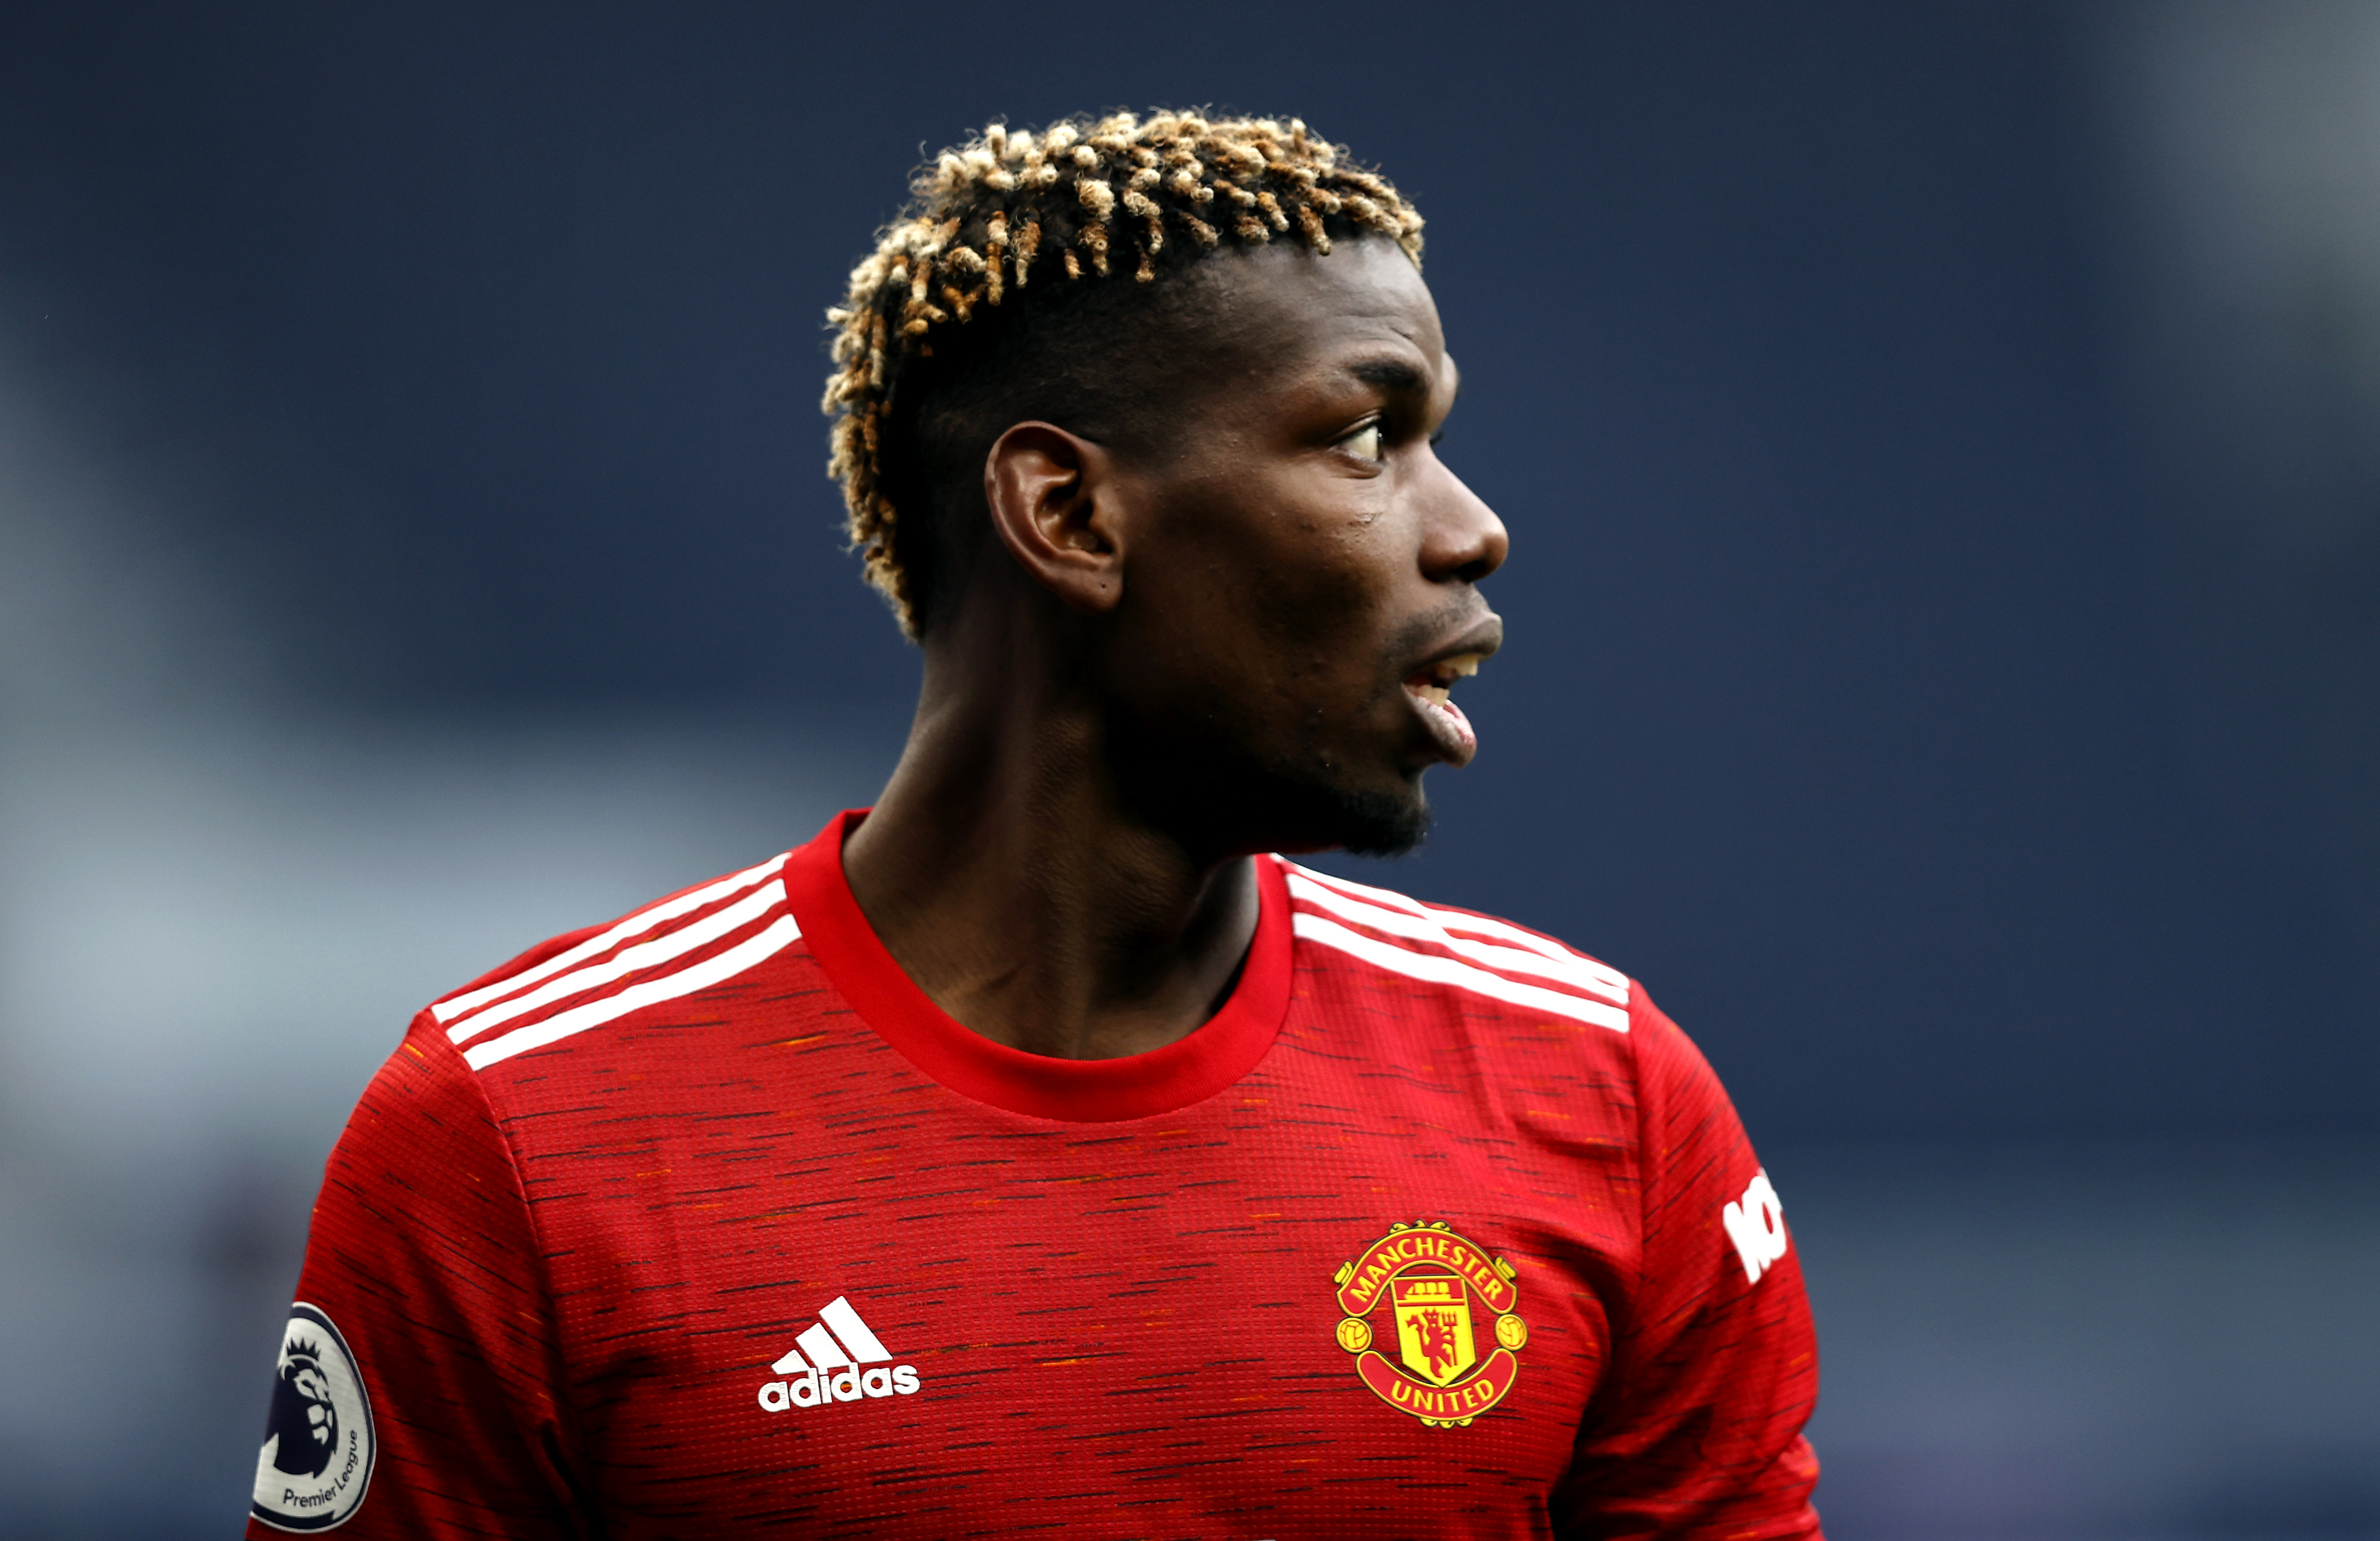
249, 811, 1820, 1539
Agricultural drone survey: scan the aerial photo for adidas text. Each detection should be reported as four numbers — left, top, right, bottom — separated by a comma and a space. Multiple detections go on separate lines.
758, 1364, 920, 1411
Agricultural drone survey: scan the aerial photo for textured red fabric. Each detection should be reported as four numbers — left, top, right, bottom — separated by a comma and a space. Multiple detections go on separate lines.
251, 812, 1820, 1539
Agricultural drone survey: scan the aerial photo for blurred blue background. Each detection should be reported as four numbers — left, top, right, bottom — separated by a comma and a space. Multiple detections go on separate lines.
1, 3, 2374, 1536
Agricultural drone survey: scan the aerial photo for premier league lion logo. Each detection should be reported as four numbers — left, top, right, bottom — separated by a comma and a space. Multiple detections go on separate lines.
253, 1304, 375, 1530
265, 1338, 341, 1478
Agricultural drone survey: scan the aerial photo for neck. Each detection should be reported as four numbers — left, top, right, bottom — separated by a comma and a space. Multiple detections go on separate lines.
838, 592, 1260, 1061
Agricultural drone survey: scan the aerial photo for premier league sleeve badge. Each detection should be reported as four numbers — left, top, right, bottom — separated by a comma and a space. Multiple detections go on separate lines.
251, 1304, 375, 1531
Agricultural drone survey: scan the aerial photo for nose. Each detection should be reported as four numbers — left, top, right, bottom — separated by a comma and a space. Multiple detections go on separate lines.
1420, 460, 1508, 586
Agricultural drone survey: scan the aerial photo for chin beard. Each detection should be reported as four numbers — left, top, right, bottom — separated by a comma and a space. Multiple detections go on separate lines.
1288, 775, 1431, 857
1108, 707, 1431, 858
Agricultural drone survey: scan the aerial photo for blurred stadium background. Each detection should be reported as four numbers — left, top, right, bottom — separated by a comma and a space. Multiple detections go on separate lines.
1, 3, 2374, 1536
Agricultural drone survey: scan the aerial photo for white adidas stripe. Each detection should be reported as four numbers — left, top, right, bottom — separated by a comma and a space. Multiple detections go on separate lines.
1284, 861, 1631, 993
447, 879, 788, 1047
1291, 911, 1631, 1033
1283, 872, 1630, 1008
818, 1296, 893, 1361
1280, 861, 1454, 924
462, 913, 802, 1069
1284, 861, 1630, 1002
772, 1297, 892, 1374
433, 853, 788, 1026
1441, 911, 1630, 998
791, 1323, 853, 1372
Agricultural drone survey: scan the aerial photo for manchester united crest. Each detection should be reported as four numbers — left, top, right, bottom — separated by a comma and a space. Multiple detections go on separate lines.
1330, 1220, 1527, 1427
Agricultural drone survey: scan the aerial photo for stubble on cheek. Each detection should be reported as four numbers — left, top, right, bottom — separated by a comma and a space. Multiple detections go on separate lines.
1109, 497, 1436, 855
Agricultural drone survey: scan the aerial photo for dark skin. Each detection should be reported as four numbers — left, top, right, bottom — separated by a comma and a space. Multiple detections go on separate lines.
841, 237, 1508, 1062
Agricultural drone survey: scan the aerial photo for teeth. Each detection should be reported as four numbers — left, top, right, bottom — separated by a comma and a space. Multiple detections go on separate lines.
1408, 651, 1485, 709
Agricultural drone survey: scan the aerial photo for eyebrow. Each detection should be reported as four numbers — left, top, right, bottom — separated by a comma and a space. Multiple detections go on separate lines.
1342, 354, 1460, 422
1345, 357, 1429, 394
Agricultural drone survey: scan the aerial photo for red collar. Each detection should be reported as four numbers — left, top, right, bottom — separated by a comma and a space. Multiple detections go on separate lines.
780, 810, 1292, 1122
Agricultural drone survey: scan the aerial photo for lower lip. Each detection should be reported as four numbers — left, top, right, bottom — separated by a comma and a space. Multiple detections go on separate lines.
1406, 688, 1477, 762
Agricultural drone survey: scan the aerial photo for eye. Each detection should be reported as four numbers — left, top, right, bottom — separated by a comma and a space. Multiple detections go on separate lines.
1338, 420, 1385, 464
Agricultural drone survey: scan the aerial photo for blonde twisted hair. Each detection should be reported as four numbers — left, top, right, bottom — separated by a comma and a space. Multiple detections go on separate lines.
823, 110, 1425, 634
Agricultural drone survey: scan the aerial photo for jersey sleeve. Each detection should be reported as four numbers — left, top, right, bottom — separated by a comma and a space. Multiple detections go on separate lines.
246, 1009, 589, 1539
1550, 992, 1824, 1539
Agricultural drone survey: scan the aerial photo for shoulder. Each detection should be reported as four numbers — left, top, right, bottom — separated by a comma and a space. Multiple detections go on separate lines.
427, 850, 801, 1073
1272, 857, 1635, 1036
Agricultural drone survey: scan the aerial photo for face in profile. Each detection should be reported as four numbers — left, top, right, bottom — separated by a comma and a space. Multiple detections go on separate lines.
266, 1346, 341, 1477
1096, 239, 1508, 858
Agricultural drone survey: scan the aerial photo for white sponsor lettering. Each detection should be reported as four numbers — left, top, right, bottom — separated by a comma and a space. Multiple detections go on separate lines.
1721, 1169, 1790, 1284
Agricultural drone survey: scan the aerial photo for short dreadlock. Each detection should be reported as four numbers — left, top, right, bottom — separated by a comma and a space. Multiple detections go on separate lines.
823, 110, 1426, 636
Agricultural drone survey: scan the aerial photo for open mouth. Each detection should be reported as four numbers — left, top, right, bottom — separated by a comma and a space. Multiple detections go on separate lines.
1403, 651, 1486, 760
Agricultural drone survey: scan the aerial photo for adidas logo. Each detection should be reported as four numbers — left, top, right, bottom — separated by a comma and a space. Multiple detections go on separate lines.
755, 1296, 921, 1412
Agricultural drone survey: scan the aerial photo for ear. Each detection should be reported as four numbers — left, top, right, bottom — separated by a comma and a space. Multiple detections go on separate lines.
982, 421, 1128, 615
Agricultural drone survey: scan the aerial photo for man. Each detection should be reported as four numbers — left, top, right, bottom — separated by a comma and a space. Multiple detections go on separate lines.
249, 111, 1820, 1538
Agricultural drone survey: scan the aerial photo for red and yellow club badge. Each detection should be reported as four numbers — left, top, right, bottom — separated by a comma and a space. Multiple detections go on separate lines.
1331, 1220, 1528, 1428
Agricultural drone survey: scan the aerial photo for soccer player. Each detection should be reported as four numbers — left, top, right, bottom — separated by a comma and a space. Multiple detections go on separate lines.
248, 111, 1821, 1538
